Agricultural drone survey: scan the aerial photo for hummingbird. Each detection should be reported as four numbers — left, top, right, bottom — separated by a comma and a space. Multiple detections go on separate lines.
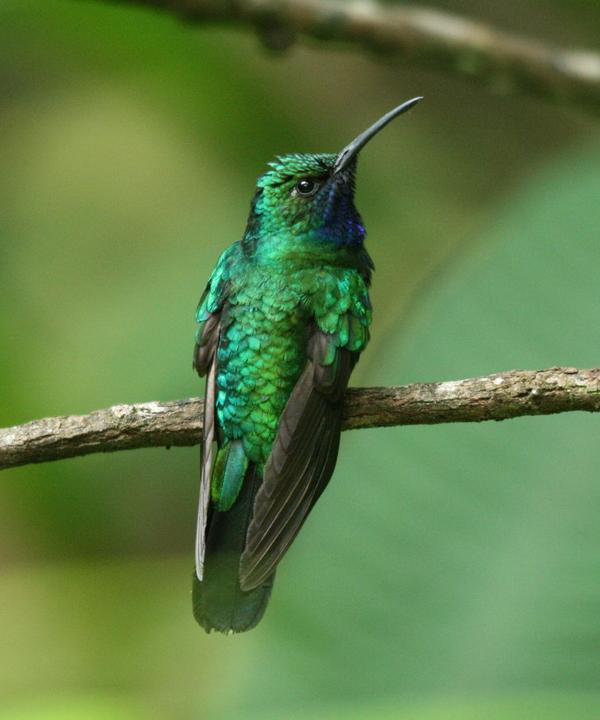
192, 97, 422, 633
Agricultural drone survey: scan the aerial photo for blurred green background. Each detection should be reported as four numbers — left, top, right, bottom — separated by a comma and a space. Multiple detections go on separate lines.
2, 1, 600, 718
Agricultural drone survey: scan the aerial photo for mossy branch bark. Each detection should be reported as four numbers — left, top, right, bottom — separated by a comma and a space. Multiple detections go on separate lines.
100, 0, 600, 117
2, 367, 600, 470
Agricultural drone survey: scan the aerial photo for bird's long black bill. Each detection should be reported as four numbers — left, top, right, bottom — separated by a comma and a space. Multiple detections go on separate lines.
333, 96, 423, 174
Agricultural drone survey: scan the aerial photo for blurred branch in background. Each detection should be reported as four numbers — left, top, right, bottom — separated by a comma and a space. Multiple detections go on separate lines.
102, 0, 600, 117
2, 367, 600, 470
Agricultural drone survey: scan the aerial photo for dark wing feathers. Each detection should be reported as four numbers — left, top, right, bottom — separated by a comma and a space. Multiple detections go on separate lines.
195, 356, 218, 581
241, 411, 340, 589
193, 311, 220, 375
239, 326, 355, 591
194, 282, 227, 581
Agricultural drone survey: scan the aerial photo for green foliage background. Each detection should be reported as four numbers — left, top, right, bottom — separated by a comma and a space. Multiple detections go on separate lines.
2, 1, 600, 718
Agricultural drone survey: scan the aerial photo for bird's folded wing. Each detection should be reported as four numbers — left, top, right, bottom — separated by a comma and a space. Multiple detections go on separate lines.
239, 324, 356, 591
193, 256, 232, 581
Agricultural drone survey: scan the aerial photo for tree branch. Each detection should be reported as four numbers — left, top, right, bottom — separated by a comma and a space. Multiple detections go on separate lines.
2, 367, 600, 471
101, 0, 600, 117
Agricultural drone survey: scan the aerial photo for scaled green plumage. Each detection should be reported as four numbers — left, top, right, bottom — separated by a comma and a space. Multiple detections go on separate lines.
197, 243, 371, 464
192, 99, 422, 633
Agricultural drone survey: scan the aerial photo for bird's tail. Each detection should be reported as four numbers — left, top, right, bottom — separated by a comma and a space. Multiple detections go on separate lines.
193, 464, 274, 633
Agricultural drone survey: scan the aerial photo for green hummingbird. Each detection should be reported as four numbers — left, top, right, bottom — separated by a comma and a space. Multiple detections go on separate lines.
192, 97, 422, 633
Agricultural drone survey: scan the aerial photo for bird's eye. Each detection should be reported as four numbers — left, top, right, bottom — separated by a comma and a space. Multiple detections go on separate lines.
295, 178, 320, 197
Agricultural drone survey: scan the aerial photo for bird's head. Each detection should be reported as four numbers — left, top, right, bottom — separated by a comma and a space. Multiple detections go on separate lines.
242, 97, 422, 261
